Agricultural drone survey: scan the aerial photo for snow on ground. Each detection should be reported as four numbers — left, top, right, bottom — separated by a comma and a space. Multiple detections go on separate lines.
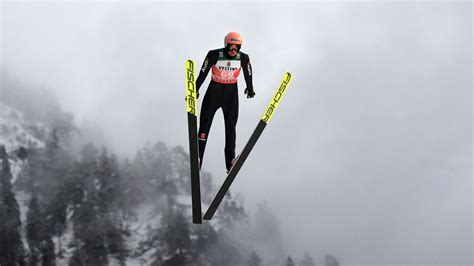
126, 203, 162, 266
15, 190, 31, 254
54, 207, 76, 265
0, 103, 46, 184
0, 103, 45, 150
9, 160, 25, 184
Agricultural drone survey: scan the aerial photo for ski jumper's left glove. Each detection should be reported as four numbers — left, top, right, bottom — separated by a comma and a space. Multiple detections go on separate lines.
244, 87, 255, 98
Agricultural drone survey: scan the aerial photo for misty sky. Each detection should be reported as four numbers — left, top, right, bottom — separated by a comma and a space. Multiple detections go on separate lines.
1, 1, 472, 265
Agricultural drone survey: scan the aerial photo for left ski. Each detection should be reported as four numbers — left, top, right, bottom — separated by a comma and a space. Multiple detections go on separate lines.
203, 72, 293, 220
185, 60, 202, 224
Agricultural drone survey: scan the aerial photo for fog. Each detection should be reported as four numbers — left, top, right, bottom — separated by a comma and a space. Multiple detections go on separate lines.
2, 1, 472, 265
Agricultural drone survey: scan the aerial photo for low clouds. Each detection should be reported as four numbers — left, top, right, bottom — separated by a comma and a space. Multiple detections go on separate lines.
2, 2, 471, 265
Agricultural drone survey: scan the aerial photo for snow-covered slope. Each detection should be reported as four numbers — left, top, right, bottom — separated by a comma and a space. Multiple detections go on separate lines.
0, 102, 46, 182
0, 102, 45, 149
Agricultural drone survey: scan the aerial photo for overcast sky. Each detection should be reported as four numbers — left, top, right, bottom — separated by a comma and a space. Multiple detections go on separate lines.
2, 1, 472, 265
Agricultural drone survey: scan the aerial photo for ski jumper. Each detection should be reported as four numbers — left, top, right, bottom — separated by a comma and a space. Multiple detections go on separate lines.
196, 48, 253, 171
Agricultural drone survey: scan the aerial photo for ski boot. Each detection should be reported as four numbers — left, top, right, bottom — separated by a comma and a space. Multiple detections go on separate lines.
227, 154, 240, 174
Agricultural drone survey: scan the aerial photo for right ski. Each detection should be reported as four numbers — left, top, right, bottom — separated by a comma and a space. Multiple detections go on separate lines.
185, 60, 202, 224
203, 72, 293, 220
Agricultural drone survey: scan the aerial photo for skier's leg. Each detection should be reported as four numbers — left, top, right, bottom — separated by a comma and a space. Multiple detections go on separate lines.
198, 89, 219, 168
223, 91, 239, 171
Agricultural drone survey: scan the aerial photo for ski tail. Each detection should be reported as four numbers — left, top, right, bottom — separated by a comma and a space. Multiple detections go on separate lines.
186, 60, 202, 224
203, 72, 293, 220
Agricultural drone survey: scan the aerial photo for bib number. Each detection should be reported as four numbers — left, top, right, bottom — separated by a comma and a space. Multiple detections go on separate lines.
221, 72, 234, 78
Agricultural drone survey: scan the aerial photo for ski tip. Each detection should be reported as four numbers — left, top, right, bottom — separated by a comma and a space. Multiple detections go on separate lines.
186, 59, 195, 68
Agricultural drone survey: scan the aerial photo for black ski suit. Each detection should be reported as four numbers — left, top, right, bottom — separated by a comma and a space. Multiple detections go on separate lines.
196, 48, 253, 171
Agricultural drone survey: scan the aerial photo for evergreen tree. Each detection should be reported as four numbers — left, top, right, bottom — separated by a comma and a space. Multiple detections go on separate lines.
66, 143, 98, 214
169, 145, 191, 195
73, 199, 108, 266
207, 235, 243, 266
158, 208, 192, 265
68, 248, 85, 266
286, 256, 296, 266
191, 223, 217, 265
26, 193, 42, 265
26, 194, 44, 265
129, 149, 151, 202
104, 221, 129, 266
299, 252, 315, 266
39, 236, 56, 266
119, 158, 140, 211
251, 201, 285, 264
217, 192, 246, 230
193, 223, 217, 255
0, 145, 25, 265
128, 142, 176, 207
47, 184, 68, 258
69, 144, 130, 266
19, 128, 71, 254
43, 129, 70, 240
248, 251, 262, 266
152, 142, 177, 212
324, 255, 339, 266
97, 148, 117, 210
96, 148, 129, 265
26, 193, 56, 266
70, 143, 108, 266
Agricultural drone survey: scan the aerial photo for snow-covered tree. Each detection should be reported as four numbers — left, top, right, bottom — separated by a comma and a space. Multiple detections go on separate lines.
26, 193, 55, 266
324, 255, 340, 266
286, 256, 296, 266
248, 251, 262, 266
0, 145, 25, 265
299, 252, 316, 266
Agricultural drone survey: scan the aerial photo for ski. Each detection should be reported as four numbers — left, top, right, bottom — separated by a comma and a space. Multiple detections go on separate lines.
203, 72, 293, 220
185, 60, 202, 224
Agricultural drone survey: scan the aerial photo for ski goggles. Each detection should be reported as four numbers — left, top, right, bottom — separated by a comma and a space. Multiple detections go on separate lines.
226, 44, 241, 52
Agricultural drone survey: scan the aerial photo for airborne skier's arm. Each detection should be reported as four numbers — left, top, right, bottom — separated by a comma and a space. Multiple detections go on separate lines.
241, 53, 255, 98
196, 50, 218, 94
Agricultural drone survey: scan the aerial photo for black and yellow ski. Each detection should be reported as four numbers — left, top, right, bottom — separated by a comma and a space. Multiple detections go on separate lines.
185, 60, 202, 224
203, 72, 293, 220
